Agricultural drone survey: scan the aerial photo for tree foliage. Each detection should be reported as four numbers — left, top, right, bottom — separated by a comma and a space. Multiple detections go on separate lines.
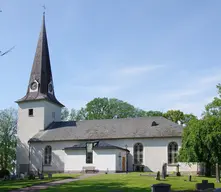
179, 116, 221, 179
0, 108, 17, 171
61, 97, 165, 121
163, 110, 196, 125
204, 84, 221, 117
179, 84, 221, 180
61, 107, 87, 121
85, 98, 137, 120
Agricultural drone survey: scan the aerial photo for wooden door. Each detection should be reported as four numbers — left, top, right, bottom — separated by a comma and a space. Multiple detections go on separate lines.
122, 157, 126, 171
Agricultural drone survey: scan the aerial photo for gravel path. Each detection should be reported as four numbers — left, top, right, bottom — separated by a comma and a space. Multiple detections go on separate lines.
9, 174, 99, 192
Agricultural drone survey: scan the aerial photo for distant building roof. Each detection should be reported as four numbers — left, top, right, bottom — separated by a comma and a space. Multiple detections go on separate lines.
29, 116, 183, 142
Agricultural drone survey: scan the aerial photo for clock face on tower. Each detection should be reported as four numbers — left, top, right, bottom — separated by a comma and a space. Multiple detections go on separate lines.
30, 82, 38, 90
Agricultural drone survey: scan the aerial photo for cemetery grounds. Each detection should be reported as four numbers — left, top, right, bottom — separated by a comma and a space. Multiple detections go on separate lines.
0, 173, 80, 191
2, 172, 221, 192
32, 173, 221, 192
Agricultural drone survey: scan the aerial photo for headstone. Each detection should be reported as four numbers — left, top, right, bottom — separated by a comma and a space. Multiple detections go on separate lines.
48, 173, 52, 178
3, 175, 9, 180
10, 174, 16, 180
162, 163, 167, 179
214, 188, 221, 192
39, 174, 44, 180
151, 183, 171, 192
188, 175, 192, 182
202, 189, 215, 192
20, 173, 25, 180
176, 164, 181, 176
155, 171, 160, 180
196, 180, 214, 191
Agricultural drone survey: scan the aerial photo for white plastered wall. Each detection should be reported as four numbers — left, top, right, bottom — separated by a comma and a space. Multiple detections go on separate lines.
29, 138, 197, 174
16, 100, 61, 173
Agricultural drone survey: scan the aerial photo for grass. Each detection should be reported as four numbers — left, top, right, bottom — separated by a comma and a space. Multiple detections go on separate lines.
0, 173, 81, 192
42, 173, 221, 192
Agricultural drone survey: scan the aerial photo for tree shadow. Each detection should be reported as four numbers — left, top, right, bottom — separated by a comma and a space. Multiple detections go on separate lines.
16, 138, 65, 175
43, 181, 151, 192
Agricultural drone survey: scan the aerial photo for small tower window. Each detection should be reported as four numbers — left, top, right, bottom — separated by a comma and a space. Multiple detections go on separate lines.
52, 112, 55, 120
28, 109, 33, 116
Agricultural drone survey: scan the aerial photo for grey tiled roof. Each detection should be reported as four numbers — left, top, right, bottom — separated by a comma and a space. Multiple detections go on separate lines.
63, 141, 130, 152
29, 117, 183, 142
16, 14, 64, 107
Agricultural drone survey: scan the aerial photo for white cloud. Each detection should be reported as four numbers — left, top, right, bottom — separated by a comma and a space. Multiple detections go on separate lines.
199, 74, 221, 84
166, 89, 201, 99
169, 96, 215, 118
71, 85, 121, 96
164, 70, 221, 100
118, 65, 164, 76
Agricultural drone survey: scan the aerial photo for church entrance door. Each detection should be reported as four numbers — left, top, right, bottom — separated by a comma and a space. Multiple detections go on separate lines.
122, 157, 126, 171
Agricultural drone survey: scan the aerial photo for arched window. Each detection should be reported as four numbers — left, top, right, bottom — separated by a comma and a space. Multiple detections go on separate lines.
44, 145, 52, 165
168, 142, 178, 164
134, 143, 143, 165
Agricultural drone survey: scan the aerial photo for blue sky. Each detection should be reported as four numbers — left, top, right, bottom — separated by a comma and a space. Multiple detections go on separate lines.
1, 0, 221, 117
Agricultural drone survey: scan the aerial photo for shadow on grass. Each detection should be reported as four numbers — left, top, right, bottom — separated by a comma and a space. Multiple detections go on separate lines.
0, 176, 79, 192
43, 181, 151, 192
43, 181, 199, 192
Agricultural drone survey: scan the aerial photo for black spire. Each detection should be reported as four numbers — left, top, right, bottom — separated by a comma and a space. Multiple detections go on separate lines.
16, 14, 64, 107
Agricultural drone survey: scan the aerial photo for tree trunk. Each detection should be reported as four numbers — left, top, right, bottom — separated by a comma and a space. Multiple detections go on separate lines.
216, 163, 220, 183
205, 162, 212, 177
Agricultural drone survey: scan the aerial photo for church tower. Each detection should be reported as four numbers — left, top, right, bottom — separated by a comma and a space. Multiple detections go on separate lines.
16, 14, 64, 174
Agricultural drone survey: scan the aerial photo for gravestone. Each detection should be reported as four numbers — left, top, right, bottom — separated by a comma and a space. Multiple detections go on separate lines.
48, 173, 52, 178
151, 183, 171, 192
155, 171, 160, 180
195, 180, 214, 191
162, 163, 167, 179
202, 189, 215, 192
20, 173, 25, 180
176, 164, 181, 176
214, 188, 221, 192
188, 175, 192, 182
39, 174, 44, 180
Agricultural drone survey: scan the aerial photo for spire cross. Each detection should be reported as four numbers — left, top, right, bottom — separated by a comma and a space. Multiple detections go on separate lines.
42, 5, 46, 15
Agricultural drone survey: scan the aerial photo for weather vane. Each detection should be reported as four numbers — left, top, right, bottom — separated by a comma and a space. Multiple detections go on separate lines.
42, 5, 46, 15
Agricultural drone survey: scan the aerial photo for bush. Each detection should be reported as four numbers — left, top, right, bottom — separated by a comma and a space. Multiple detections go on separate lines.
0, 169, 10, 179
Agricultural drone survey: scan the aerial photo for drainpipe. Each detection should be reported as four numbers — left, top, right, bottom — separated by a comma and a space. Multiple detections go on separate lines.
28, 141, 30, 175
42, 146, 44, 174
125, 145, 129, 173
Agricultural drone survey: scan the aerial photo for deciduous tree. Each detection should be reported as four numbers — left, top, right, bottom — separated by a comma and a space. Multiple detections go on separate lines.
163, 110, 196, 125
0, 108, 17, 171
85, 97, 136, 120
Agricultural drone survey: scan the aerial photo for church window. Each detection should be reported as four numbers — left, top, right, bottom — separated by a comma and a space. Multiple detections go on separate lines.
134, 143, 143, 165
86, 143, 93, 164
52, 112, 55, 119
29, 109, 33, 116
168, 142, 178, 164
44, 145, 52, 165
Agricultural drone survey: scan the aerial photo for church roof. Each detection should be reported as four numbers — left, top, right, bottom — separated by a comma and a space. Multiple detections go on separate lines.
16, 14, 64, 107
63, 141, 130, 152
29, 116, 183, 142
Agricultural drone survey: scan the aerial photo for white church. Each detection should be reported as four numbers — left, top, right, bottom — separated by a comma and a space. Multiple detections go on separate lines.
16, 14, 198, 175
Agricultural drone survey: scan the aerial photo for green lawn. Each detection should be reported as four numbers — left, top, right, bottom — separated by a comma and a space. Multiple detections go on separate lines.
42, 173, 221, 192
0, 173, 81, 192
